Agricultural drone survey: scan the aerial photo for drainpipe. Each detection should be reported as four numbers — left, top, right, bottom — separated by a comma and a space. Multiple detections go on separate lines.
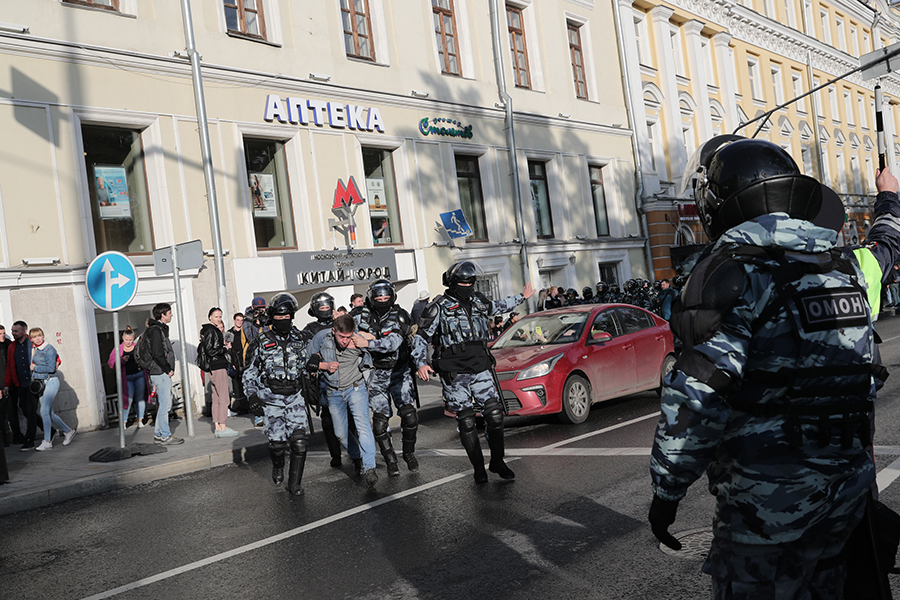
611, 0, 653, 280
489, 0, 533, 310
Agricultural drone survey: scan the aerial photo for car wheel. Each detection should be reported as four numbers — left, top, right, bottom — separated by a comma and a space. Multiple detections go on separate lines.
656, 354, 676, 396
559, 374, 591, 424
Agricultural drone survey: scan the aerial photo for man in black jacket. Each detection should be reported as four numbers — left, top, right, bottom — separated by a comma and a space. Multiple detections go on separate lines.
146, 303, 184, 445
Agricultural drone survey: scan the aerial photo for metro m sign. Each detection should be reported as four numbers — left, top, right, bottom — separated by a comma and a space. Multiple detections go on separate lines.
333, 176, 366, 209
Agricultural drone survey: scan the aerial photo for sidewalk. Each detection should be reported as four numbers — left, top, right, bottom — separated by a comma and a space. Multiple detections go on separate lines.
0, 379, 445, 517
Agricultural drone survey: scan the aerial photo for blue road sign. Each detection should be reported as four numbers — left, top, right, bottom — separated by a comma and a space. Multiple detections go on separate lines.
439, 209, 473, 239
86, 251, 138, 312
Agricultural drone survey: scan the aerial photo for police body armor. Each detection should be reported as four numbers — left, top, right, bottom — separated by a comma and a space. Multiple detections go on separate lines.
256, 328, 309, 398
430, 293, 493, 372
671, 243, 883, 451
357, 305, 411, 370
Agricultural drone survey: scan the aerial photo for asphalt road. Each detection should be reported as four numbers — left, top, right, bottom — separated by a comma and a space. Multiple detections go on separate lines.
6, 316, 900, 599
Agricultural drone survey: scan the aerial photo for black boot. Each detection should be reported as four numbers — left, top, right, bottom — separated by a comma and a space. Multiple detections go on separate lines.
287, 436, 308, 496
268, 441, 287, 486
400, 405, 419, 472
486, 427, 515, 480
352, 457, 364, 476
376, 434, 400, 477
320, 410, 343, 468
460, 428, 487, 483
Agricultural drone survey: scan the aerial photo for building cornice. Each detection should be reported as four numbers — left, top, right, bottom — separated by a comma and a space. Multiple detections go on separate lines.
0, 32, 631, 137
661, 0, 900, 97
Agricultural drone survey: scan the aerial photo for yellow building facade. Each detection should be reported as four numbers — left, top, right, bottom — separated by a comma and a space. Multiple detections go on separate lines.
617, 0, 900, 276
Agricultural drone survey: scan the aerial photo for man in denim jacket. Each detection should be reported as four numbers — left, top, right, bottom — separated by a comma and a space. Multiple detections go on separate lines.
307, 314, 378, 489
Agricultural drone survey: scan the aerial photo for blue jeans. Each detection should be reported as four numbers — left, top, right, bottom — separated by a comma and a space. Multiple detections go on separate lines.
126, 372, 146, 421
38, 377, 70, 443
150, 373, 173, 439
326, 383, 376, 470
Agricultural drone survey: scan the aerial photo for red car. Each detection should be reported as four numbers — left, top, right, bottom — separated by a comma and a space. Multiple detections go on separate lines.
491, 304, 676, 423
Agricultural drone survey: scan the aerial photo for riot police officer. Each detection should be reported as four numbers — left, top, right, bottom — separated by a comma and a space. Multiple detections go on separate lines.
581, 286, 594, 304
301, 292, 359, 470
243, 293, 312, 496
353, 279, 419, 476
412, 261, 533, 483
649, 136, 900, 596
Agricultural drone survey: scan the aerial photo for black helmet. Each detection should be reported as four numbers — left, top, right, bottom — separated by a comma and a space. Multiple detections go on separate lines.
442, 261, 482, 287
582, 286, 594, 299
690, 137, 822, 241
307, 292, 335, 319
268, 293, 299, 319
367, 279, 396, 311
609, 283, 620, 295
596, 281, 608, 294
566, 288, 577, 298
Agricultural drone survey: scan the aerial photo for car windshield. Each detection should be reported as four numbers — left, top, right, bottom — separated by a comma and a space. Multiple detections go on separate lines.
493, 312, 589, 348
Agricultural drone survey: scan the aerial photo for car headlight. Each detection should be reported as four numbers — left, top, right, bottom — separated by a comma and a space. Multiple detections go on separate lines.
516, 353, 564, 381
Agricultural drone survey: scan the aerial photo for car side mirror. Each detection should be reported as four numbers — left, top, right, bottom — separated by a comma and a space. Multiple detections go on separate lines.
588, 331, 612, 344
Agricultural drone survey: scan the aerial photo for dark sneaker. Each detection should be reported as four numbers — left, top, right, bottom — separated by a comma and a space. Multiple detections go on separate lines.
19, 440, 34, 451
364, 468, 378, 490
330, 456, 342, 468
352, 458, 364, 476
154, 435, 185, 445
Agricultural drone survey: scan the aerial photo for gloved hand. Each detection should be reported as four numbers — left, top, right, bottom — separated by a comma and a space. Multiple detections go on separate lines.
248, 394, 265, 417
648, 495, 682, 550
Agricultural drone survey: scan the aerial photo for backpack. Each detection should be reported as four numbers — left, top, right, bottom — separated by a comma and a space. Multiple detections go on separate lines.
196, 334, 210, 372
134, 331, 156, 371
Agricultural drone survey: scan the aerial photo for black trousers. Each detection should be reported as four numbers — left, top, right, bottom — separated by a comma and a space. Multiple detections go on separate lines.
9, 386, 38, 443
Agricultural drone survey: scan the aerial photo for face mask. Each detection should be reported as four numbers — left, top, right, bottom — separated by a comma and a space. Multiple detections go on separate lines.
272, 319, 292, 335
451, 285, 473, 301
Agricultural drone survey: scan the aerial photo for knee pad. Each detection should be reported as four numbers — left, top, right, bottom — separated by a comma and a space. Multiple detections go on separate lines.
483, 404, 504, 430
372, 413, 390, 437
269, 440, 289, 453
289, 428, 308, 453
457, 407, 477, 433
398, 404, 418, 429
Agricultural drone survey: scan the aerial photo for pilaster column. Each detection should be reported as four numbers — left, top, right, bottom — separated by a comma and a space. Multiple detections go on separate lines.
649, 5, 686, 187
713, 32, 738, 133
618, 0, 656, 193
683, 20, 712, 145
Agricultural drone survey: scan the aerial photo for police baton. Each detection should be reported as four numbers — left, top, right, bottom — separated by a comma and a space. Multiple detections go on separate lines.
876, 84, 887, 171
489, 366, 510, 416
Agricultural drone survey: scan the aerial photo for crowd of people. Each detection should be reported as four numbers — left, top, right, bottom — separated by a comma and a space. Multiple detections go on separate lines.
2, 321, 75, 452
534, 277, 683, 320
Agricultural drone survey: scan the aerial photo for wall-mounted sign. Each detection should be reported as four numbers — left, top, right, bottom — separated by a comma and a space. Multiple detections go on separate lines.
283, 248, 397, 290
333, 176, 366, 209
263, 94, 385, 132
419, 117, 473, 139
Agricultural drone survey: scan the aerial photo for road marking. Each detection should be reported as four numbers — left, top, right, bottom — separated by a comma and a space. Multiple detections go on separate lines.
539, 411, 660, 450
80, 471, 470, 600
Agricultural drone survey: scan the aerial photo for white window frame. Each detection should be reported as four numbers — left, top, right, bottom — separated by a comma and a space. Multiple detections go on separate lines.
858, 93, 868, 129
829, 85, 839, 123
820, 9, 831, 45
633, 11, 652, 68
851, 24, 859, 56
701, 37, 716, 87
764, 0, 776, 19
783, 0, 797, 29
506, 0, 546, 92
851, 154, 863, 193
863, 31, 871, 54
803, 0, 814, 36
748, 55, 763, 101
844, 89, 854, 126
218, 0, 284, 45
836, 16, 846, 51
792, 71, 806, 113
670, 25, 687, 78
565, 12, 599, 103
771, 63, 784, 105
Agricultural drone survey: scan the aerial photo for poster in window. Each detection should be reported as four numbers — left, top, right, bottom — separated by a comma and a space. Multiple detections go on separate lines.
250, 173, 278, 218
94, 165, 132, 220
366, 178, 390, 244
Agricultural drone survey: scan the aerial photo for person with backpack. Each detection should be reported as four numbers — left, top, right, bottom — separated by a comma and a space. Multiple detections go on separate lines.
140, 303, 184, 445
199, 308, 237, 438
107, 326, 148, 428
